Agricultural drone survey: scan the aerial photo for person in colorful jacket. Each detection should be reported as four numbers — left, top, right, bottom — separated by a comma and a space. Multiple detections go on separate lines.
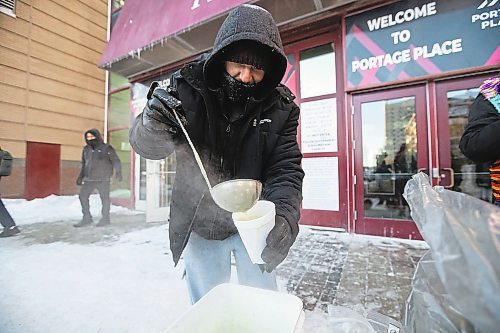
460, 74, 500, 206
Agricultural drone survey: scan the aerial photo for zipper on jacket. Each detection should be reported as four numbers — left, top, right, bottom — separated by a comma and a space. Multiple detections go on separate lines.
226, 124, 231, 133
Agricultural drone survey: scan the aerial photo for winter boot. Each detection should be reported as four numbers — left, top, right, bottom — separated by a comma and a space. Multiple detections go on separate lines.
0, 226, 20, 238
74, 216, 93, 228
96, 217, 110, 227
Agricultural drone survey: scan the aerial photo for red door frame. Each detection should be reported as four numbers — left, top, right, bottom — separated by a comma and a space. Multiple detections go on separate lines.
435, 74, 494, 188
284, 31, 349, 229
352, 86, 428, 239
25, 142, 61, 200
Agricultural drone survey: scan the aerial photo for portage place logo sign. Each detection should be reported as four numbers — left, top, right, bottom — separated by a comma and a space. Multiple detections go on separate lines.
478, 0, 498, 9
473, 0, 500, 29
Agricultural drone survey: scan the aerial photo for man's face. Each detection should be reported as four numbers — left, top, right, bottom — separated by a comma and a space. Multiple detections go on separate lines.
225, 61, 265, 84
86, 133, 96, 141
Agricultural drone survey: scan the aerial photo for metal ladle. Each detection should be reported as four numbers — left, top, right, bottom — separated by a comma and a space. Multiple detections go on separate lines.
172, 110, 261, 213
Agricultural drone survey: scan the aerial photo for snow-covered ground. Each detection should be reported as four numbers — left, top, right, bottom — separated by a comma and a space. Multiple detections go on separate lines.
0, 195, 427, 332
4, 194, 139, 226
0, 225, 191, 333
1, 195, 294, 332
1, 195, 192, 332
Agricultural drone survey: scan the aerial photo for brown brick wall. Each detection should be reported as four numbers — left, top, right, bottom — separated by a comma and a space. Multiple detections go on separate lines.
1, 0, 107, 168
60, 160, 81, 195
0, 159, 85, 198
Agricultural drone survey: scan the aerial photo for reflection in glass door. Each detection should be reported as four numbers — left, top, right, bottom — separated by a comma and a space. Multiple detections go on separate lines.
436, 76, 493, 203
353, 86, 427, 239
361, 97, 417, 220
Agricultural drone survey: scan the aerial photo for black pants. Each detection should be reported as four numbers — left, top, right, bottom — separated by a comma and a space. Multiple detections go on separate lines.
0, 198, 16, 229
79, 181, 110, 219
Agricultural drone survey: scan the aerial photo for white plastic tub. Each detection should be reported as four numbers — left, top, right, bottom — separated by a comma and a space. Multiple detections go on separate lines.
165, 283, 305, 333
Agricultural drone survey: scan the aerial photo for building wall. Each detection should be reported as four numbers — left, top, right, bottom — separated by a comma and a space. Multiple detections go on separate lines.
0, 0, 108, 198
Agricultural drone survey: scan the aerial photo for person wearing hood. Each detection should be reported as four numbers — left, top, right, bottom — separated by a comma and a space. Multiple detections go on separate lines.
129, 4, 304, 303
460, 74, 500, 206
75, 128, 122, 227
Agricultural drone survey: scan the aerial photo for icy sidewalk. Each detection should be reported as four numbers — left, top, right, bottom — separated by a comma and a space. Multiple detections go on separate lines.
0, 218, 191, 333
281, 228, 428, 325
0, 197, 428, 332
3, 194, 139, 226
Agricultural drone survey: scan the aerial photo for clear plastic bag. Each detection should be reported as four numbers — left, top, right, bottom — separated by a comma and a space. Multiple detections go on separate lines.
302, 306, 405, 333
327, 306, 376, 333
403, 173, 500, 333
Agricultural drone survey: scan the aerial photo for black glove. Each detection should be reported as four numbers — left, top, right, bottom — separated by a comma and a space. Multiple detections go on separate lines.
142, 82, 187, 133
76, 176, 83, 186
261, 215, 294, 273
115, 171, 123, 182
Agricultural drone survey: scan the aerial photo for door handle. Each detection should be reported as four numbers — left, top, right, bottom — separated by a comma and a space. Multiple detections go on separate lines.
417, 168, 428, 174
441, 167, 455, 189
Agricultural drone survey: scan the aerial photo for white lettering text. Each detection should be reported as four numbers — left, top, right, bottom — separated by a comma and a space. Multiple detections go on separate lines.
351, 39, 463, 73
391, 29, 411, 44
367, 2, 437, 31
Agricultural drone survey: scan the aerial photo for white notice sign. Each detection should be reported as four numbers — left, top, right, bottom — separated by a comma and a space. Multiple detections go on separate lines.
301, 98, 337, 153
302, 157, 339, 211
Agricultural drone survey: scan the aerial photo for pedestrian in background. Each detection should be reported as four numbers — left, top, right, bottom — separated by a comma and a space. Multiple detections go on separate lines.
75, 128, 122, 227
460, 74, 500, 206
0, 146, 20, 237
130, 4, 304, 304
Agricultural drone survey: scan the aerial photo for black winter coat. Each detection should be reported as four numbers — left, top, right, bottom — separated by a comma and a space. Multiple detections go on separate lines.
459, 94, 500, 162
130, 60, 304, 265
79, 128, 122, 182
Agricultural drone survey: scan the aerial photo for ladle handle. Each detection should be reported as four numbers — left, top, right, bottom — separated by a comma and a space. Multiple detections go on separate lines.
172, 110, 212, 190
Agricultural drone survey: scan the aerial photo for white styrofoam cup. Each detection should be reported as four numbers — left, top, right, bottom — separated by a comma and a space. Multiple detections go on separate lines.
232, 200, 276, 264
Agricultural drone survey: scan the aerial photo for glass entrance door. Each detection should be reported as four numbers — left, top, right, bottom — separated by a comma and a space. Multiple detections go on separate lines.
134, 154, 147, 211
353, 86, 428, 239
145, 154, 176, 223
135, 154, 176, 222
285, 33, 348, 229
435, 74, 494, 202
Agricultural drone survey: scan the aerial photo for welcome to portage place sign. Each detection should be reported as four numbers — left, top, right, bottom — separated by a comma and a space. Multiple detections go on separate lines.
345, 0, 500, 89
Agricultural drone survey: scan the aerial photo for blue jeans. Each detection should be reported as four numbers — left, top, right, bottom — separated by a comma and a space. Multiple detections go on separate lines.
182, 231, 277, 304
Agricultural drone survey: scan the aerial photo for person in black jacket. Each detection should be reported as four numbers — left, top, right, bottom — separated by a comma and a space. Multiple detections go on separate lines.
75, 128, 122, 227
129, 4, 304, 303
459, 74, 500, 206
